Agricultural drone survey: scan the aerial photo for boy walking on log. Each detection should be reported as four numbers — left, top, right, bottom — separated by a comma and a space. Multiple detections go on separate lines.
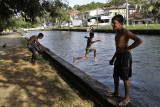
73, 32, 101, 63
108, 15, 142, 106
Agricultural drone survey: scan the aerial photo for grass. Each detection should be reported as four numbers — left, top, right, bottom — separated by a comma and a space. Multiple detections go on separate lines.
99, 24, 160, 30
18, 33, 28, 48
53, 24, 160, 30
124, 24, 160, 30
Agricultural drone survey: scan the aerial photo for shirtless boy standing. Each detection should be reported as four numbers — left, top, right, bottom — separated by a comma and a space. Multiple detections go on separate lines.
27, 33, 49, 65
73, 32, 101, 63
108, 15, 142, 106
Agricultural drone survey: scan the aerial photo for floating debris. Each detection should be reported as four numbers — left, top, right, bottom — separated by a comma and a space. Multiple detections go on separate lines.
2, 43, 7, 48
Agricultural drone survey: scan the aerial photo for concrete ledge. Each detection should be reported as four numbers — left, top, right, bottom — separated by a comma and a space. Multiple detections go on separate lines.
42, 51, 137, 107
52, 29, 160, 35
25, 36, 137, 107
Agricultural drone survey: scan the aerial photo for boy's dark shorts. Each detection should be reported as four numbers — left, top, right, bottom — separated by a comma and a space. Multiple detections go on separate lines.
113, 52, 132, 80
85, 48, 94, 55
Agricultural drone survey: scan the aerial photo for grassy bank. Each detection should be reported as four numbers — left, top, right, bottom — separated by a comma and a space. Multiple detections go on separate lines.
1, 24, 160, 34
56, 24, 160, 30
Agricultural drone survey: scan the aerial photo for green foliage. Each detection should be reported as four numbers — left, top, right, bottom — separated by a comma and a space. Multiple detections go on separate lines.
0, 0, 47, 22
73, 2, 105, 12
147, 1, 160, 22
0, 16, 41, 32
43, 1, 70, 27
105, 0, 126, 6
0, 0, 64, 32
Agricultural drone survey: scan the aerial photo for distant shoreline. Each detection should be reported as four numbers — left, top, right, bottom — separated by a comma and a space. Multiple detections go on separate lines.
51, 28, 160, 35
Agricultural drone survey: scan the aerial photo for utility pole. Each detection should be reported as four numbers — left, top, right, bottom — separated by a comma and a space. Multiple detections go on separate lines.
67, 0, 70, 28
126, 0, 129, 26
64, 0, 70, 28
96, 3, 98, 29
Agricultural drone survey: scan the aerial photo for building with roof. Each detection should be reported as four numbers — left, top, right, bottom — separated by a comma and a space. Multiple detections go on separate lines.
67, 10, 80, 20
103, 5, 136, 22
74, 4, 136, 26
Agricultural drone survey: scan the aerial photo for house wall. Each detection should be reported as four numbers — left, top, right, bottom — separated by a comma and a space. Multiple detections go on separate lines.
76, 12, 90, 20
109, 9, 126, 19
89, 8, 104, 17
76, 8, 105, 20
89, 10, 97, 17
109, 9, 136, 21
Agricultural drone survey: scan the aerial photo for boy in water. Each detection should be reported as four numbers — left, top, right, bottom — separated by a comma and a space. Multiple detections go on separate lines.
108, 15, 142, 106
73, 32, 101, 63
27, 33, 50, 65
89, 27, 94, 32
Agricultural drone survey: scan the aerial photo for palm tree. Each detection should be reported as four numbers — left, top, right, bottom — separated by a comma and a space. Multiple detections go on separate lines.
131, 0, 140, 12
131, 0, 149, 12
148, 1, 160, 23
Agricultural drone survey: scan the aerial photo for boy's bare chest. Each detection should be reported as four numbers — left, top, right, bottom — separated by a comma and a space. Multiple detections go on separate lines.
87, 39, 92, 46
115, 34, 128, 45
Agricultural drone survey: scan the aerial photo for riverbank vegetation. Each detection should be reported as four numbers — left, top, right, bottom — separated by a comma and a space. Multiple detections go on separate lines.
56, 24, 160, 30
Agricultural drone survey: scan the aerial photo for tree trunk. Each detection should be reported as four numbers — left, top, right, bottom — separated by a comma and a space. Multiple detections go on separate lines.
139, 4, 142, 12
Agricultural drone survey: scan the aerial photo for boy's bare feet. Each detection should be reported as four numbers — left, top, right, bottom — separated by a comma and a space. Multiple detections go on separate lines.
30, 58, 34, 62
73, 57, 77, 63
33, 60, 39, 66
107, 92, 120, 97
119, 98, 130, 106
94, 59, 99, 62
34, 62, 39, 66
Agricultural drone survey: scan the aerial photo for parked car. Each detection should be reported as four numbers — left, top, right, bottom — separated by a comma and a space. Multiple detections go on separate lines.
82, 19, 96, 27
13, 28, 17, 32
61, 23, 73, 28
72, 20, 82, 27
82, 20, 90, 27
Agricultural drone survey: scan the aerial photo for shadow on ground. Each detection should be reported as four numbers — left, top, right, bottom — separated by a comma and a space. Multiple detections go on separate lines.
0, 36, 91, 107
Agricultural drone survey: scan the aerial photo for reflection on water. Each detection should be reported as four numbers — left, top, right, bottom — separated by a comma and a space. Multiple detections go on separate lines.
24, 31, 160, 107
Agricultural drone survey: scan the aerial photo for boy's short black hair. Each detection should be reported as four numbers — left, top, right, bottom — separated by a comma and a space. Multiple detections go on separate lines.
38, 33, 44, 37
90, 32, 94, 37
112, 14, 124, 23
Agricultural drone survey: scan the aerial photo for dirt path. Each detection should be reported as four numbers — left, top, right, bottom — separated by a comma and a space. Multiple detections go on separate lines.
0, 33, 93, 107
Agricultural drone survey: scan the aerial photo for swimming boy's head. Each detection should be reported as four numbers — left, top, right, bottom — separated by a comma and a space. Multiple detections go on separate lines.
90, 32, 94, 38
112, 14, 123, 30
38, 33, 44, 39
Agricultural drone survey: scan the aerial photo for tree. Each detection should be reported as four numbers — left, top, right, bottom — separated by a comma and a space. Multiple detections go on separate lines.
46, 0, 70, 27
149, 1, 160, 23
73, 2, 105, 12
0, 0, 62, 32
105, 0, 126, 6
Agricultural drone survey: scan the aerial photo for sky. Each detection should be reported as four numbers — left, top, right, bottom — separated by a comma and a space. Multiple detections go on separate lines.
63, 0, 109, 7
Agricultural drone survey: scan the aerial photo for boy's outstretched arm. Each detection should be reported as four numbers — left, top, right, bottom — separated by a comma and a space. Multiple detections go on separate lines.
84, 36, 90, 39
41, 45, 50, 51
36, 41, 50, 52
125, 30, 142, 52
92, 40, 102, 44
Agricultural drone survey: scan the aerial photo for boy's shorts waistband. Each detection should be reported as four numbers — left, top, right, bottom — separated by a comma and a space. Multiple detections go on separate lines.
116, 52, 131, 55
116, 52, 130, 54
